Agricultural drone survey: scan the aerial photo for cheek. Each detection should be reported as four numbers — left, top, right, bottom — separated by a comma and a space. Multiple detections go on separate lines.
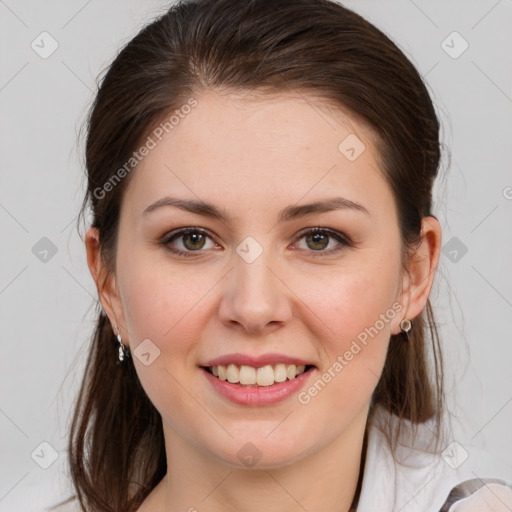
303, 267, 398, 351
292, 277, 394, 426
118, 254, 214, 347
291, 263, 400, 414
117, 260, 210, 427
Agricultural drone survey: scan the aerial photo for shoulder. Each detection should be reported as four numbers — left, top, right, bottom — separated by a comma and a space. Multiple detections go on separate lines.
356, 405, 512, 512
440, 479, 512, 512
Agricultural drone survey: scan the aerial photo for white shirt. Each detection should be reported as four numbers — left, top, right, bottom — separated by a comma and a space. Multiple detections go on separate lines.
357, 404, 512, 511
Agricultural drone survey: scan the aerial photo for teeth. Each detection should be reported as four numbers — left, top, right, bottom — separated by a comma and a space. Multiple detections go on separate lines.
274, 363, 287, 383
226, 364, 239, 383
256, 365, 274, 386
239, 365, 256, 385
208, 363, 309, 386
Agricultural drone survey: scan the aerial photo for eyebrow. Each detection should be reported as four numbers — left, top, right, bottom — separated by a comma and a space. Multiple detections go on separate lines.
142, 195, 369, 223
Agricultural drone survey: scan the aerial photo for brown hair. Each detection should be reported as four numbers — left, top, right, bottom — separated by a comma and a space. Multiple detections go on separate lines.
58, 0, 446, 510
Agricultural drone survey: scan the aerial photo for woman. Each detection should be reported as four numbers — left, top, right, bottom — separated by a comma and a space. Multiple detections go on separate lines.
55, 0, 512, 510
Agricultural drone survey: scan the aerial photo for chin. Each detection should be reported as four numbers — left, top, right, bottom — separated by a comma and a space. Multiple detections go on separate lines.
209, 432, 314, 470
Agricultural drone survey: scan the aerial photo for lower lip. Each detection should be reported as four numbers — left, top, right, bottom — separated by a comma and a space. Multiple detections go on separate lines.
201, 367, 316, 406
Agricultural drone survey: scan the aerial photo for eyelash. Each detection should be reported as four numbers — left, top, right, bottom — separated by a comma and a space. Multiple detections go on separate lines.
160, 226, 354, 258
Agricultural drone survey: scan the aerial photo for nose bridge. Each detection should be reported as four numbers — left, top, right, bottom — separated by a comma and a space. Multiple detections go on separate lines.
218, 235, 291, 332
235, 249, 275, 299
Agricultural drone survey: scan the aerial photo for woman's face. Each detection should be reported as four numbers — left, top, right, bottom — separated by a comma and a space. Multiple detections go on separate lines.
96, 89, 419, 468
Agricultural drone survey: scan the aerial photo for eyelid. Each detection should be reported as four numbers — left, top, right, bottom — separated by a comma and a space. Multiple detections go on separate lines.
160, 226, 219, 256
294, 226, 353, 244
292, 227, 354, 256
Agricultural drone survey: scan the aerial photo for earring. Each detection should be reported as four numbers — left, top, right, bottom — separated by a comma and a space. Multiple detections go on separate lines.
115, 325, 129, 362
399, 318, 412, 337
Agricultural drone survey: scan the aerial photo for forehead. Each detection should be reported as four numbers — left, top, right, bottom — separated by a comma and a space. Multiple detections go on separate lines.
122, 88, 393, 221
161, 88, 376, 157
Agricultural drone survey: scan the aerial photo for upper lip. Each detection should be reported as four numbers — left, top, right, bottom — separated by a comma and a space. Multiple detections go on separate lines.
201, 353, 315, 368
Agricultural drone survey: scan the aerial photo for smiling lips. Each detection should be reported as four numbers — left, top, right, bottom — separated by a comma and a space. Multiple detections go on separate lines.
201, 352, 315, 387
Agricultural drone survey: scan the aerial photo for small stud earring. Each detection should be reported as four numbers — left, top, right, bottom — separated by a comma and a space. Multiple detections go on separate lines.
399, 318, 412, 337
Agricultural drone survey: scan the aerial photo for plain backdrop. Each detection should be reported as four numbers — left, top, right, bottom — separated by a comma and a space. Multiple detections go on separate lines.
1, 0, 511, 509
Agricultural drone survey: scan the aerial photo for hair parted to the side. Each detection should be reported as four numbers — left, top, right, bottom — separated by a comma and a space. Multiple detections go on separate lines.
57, 0, 446, 510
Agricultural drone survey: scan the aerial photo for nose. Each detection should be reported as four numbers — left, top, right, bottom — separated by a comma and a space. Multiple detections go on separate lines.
217, 246, 293, 336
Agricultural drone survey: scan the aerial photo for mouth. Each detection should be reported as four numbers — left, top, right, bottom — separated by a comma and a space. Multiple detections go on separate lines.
201, 363, 316, 387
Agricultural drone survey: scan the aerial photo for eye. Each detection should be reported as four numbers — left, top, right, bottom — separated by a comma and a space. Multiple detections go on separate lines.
161, 227, 218, 257
160, 226, 354, 258
293, 227, 353, 256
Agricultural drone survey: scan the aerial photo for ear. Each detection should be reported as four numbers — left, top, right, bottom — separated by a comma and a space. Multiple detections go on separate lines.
85, 227, 130, 347
392, 216, 442, 335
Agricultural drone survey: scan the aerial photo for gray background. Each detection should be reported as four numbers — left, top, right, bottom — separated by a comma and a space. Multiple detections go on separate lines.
1, 0, 511, 509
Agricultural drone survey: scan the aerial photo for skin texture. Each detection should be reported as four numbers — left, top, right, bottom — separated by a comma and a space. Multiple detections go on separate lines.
85, 89, 442, 512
